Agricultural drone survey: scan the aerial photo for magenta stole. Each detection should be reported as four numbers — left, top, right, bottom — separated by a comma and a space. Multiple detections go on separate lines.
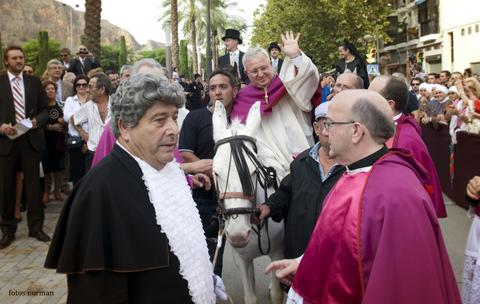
292, 170, 368, 303
230, 75, 287, 122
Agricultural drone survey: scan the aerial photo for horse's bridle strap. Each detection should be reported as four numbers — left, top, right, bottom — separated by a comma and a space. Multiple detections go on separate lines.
219, 192, 255, 202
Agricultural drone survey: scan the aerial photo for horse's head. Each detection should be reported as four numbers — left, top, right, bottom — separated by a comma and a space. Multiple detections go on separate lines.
213, 100, 262, 248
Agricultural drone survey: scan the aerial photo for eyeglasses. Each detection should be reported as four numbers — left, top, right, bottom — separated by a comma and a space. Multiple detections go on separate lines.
247, 65, 270, 77
60, 54, 69, 57
411, 83, 420, 86
323, 119, 356, 131
76, 83, 88, 88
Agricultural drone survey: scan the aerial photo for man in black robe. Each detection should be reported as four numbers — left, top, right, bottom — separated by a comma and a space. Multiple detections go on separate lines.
45, 74, 216, 304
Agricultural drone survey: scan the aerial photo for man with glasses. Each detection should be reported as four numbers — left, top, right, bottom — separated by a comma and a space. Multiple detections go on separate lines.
266, 90, 461, 304
23, 64, 34, 76
59, 48, 71, 70
410, 77, 423, 99
258, 102, 344, 260
327, 71, 364, 100
231, 31, 319, 176
68, 46, 100, 77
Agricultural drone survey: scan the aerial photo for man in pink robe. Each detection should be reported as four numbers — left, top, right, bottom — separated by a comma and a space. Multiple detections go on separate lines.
266, 90, 460, 304
369, 75, 447, 217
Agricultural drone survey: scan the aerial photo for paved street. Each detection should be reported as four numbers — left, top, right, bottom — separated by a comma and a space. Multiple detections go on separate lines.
0, 195, 472, 304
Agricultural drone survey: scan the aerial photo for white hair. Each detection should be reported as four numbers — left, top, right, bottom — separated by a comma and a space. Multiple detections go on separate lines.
242, 46, 270, 67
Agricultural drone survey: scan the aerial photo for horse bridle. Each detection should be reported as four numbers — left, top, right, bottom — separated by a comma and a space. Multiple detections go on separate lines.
213, 134, 278, 255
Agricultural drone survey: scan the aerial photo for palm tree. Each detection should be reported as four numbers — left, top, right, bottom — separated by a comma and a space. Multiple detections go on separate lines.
84, 0, 102, 60
160, 0, 245, 73
194, 0, 245, 69
170, 0, 180, 69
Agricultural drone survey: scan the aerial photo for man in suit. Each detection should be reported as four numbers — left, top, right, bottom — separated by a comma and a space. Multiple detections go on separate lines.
0, 45, 50, 249
68, 46, 100, 77
217, 29, 249, 85
268, 42, 283, 75
59, 48, 71, 71
46, 59, 73, 108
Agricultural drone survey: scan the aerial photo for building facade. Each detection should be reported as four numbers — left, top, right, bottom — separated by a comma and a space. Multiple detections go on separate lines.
379, 0, 480, 77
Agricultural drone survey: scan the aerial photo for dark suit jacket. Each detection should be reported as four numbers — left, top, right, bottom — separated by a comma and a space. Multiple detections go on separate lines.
272, 58, 283, 74
218, 51, 249, 84
68, 57, 100, 76
0, 73, 48, 155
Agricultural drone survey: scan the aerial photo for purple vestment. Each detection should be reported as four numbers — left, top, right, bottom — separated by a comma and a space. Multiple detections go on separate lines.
230, 75, 287, 122
292, 149, 460, 303
392, 114, 447, 218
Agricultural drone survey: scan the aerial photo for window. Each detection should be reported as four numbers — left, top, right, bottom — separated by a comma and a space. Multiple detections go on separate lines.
476, 24, 479, 33
468, 27, 472, 34
461, 28, 465, 36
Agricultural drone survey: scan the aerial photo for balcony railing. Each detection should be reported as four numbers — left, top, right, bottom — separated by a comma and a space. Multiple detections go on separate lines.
420, 20, 439, 36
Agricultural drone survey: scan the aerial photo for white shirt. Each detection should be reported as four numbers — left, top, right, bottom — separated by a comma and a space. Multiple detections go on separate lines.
7, 71, 25, 106
64, 95, 89, 137
229, 49, 240, 67
73, 99, 110, 152
272, 58, 279, 73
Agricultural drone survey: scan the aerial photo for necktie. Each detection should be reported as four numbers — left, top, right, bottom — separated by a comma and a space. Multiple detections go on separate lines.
230, 52, 236, 67
12, 77, 25, 122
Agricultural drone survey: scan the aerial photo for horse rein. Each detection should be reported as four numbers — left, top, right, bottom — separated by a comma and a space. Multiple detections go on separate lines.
213, 134, 278, 255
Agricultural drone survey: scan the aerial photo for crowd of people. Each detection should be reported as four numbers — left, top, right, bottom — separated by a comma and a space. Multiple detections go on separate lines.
1, 27, 480, 304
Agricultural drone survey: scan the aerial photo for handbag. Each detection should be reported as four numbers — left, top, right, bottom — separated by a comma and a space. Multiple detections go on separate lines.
66, 136, 83, 149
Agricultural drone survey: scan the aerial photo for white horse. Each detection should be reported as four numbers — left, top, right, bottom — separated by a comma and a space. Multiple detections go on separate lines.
212, 101, 285, 304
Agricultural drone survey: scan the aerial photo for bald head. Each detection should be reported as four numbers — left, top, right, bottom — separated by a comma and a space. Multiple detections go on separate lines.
369, 75, 409, 114
331, 90, 394, 144
333, 72, 364, 95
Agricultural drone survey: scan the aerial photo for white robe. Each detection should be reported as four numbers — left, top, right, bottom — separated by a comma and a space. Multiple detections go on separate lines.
255, 53, 319, 180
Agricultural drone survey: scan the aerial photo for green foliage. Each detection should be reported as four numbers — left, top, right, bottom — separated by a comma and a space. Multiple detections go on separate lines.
22, 37, 61, 76
118, 36, 127, 68
100, 44, 120, 73
179, 39, 189, 77
38, 31, 50, 75
251, 0, 392, 71
135, 48, 166, 66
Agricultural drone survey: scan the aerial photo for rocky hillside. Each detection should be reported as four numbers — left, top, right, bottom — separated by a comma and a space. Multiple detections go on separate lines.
0, 0, 142, 51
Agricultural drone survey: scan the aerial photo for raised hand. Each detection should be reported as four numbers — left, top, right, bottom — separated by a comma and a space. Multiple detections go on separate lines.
279, 31, 301, 59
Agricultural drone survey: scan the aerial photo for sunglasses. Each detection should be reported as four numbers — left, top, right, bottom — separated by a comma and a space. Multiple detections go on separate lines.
76, 83, 88, 88
411, 83, 420, 86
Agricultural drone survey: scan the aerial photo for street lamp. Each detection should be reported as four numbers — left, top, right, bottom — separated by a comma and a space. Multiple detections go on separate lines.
164, 20, 172, 78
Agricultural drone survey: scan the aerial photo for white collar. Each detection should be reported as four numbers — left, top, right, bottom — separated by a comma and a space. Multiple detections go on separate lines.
230, 49, 239, 56
346, 166, 372, 175
117, 142, 215, 303
393, 112, 403, 123
7, 71, 23, 82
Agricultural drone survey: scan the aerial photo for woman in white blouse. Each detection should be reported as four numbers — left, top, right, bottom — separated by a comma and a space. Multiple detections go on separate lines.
63, 76, 89, 185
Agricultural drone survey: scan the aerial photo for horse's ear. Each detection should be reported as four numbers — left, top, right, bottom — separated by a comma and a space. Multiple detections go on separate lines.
243, 101, 261, 136
212, 100, 228, 142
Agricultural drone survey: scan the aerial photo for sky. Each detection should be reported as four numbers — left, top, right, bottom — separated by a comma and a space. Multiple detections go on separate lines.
57, 0, 266, 48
